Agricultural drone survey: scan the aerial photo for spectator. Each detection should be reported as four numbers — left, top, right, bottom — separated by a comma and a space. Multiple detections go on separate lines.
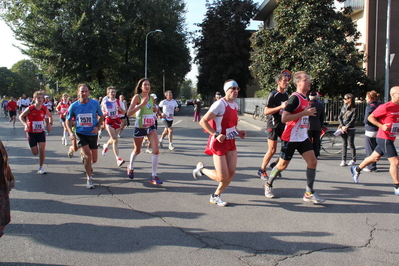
338, 93, 357, 167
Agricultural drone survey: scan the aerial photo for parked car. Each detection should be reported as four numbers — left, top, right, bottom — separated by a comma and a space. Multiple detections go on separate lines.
176, 100, 182, 109
185, 99, 194, 106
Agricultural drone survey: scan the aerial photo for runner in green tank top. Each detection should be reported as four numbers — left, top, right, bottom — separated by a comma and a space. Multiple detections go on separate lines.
126, 78, 162, 185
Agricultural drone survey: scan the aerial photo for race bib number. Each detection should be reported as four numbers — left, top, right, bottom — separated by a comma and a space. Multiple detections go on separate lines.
390, 123, 399, 137
142, 114, 155, 127
226, 126, 239, 140
78, 113, 93, 127
60, 107, 68, 115
300, 116, 309, 129
32, 121, 44, 132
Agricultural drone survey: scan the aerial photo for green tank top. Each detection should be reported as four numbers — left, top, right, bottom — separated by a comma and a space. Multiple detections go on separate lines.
135, 95, 155, 128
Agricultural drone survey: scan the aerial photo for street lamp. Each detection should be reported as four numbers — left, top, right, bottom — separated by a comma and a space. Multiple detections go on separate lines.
145, 29, 162, 78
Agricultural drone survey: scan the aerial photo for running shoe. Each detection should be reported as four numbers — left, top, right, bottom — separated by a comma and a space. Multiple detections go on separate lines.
257, 169, 268, 180
348, 160, 356, 166
209, 194, 228, 206
102, 144, 108, 156
264, 183, 274, 198
145, 148, 153, 154
193, 162, 204, 179
61, 137, 65, 145
149, 176, 163, 185
117, 158, 125, 167
351, 166, 360, 183
303, 192, 325, 204
394, 187, 399, 196
127, 166, 134, 180
68, 147, 74, 158
98, 131, 102, 139
38, 167, 47, 175
118, 134, 121, 138
86, 177, 94, 189
169, 144, 175, 151
340, 160, 347, 167
159, 140, 163, 148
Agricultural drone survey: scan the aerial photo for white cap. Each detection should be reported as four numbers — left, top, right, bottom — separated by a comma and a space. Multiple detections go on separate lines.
150, 93, 157, 99
223, 80, 238, 93
45, 95, 50, 98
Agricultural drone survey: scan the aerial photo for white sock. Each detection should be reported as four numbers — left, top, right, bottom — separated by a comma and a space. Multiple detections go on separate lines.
129, 152, 138, 169
159, 138, 162, 142
152, 154, 159, 176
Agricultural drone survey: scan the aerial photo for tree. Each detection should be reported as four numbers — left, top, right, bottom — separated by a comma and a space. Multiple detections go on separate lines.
1, 0, 190, 98
11, 60, 41, 96
194, 0, 257, 100
250, 0, 370, 97
0, 67, 25, 98
180, 79, 194, 99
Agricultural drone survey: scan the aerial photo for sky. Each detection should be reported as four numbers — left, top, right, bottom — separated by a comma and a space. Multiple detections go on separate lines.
0, 0, 264, 82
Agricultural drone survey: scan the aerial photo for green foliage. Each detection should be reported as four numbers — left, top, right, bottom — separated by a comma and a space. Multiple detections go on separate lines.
0, 67, 24, 97
194, 0, 258, 100
10, 60, 41, 96
180, 79, 194, 99
1, 0, 191, 99
250, 0, 370, 97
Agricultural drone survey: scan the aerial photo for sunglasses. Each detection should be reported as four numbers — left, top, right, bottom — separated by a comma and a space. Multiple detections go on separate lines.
229, 87, 241, 91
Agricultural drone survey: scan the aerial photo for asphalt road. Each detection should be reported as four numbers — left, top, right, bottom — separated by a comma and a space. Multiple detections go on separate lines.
0, 106, 398, 265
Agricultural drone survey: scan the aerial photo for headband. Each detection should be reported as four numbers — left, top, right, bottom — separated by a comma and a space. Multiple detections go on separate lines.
223, 81, 238, 93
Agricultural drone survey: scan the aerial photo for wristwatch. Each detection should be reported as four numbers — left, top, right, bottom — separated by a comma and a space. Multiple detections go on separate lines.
214, 132, 220, 137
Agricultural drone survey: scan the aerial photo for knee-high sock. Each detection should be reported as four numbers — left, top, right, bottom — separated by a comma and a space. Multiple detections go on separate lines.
63, 130, 68, 140
129, 152, 138, 169
306, 168, 316, 193
267, 166, 281, 186
152, 154, 159, 176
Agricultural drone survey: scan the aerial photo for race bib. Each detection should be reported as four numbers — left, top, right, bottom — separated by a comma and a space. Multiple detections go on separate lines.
78, 113, 93, 127
32, 121, 44, 132
300, 116, 309, 129
390, 123, 399, 137
142, 114, 155, 127
226, 126, 239, 140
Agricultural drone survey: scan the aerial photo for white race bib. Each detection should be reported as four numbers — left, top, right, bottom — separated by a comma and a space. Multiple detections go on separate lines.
78, 113, 93, 127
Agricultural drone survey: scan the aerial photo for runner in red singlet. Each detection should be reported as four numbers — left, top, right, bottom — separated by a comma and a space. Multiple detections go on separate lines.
193, 79, 247, 206
19, 91, 53, 174
263, 71, 326, 204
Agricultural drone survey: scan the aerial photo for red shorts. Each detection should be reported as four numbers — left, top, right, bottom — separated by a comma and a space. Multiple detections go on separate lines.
106, 118, 122, 130
204, 135, 236, 156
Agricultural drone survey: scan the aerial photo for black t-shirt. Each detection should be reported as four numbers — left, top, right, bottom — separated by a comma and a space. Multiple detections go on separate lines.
266, 90, 289, 129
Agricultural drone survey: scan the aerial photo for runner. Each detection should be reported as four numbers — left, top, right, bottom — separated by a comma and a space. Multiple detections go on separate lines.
126, 78, 162, 185
1, 96, 8, 117
19, 91, 53, 174
350, 86, 399, 195
56, 93, 72, 146
145, 93, 161, 154
193, 79, 247, 206
257, 74, 289, 179
18, 94, 31, 115
263, 71, 325, 204
101, 86, 126, 167
66, 84, 104, 189
6, 97, 18, 128
159, 90, 179, 151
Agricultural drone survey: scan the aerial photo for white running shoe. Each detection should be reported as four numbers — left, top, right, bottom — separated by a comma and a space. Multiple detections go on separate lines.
210, 194, 227, 206
348, 160, 356, 166
340, 160, 347, 167
86, 177, 94, 189
38, 167, 47, 175
145, 148, 153, 154
303, 192, 326, 204
264, 183, 274, 198
102, 144, 108, 156
169, 144, 175, 151
117, 158, 125, 167
193, 162, 204, 179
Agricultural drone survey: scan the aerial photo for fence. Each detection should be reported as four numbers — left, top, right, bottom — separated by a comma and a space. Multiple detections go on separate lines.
236, 97, 368, 124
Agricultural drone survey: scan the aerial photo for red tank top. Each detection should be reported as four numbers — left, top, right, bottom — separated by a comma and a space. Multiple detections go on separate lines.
27, 105, 47, 133
281, 92, 309, 142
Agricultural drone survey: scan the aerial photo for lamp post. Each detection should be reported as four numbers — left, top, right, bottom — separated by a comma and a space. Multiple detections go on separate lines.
145, 29, 162, 78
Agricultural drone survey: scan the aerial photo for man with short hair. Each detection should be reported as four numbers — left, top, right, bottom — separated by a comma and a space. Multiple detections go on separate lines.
257, 74, 289, 179
263, 71, 325, 204
6, 97, 18, 128
19, 91, 53, 174
159, 90, 179, 150
18, 94, 31, 114
66, 84, 104, 189
351, 86, 399, 195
